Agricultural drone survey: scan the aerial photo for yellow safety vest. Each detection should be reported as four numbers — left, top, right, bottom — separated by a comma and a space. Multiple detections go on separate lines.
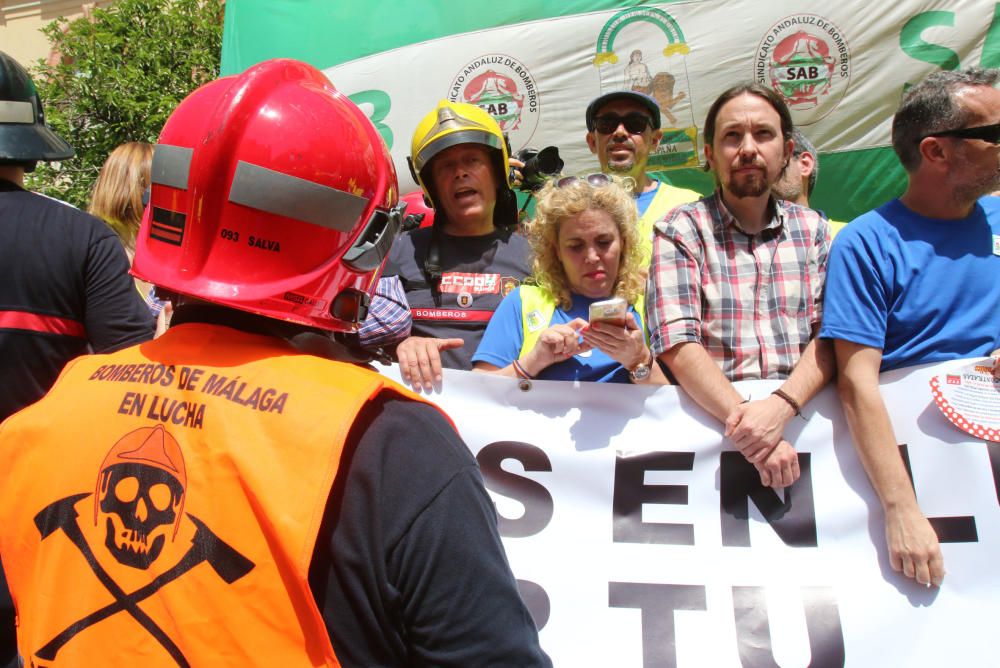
518, 285, 645, 357
637, 181, 701, 264
828, 219, 847, 238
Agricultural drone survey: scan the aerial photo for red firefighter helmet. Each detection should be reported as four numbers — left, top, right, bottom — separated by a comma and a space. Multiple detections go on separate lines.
399, 190, 435, 229
132, 59, 407, 332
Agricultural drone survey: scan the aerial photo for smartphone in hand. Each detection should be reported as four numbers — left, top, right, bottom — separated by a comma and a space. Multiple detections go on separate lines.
588, 297, 627, 328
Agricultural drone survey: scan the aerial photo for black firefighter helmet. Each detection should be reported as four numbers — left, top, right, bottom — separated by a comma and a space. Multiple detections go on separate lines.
0, 50, 73, 166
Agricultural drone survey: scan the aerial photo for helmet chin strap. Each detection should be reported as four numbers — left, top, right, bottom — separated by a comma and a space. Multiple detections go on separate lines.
290, 329, 387, 365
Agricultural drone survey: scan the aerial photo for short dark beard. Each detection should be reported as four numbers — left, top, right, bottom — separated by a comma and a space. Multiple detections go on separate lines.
953, 173, 1000, 208
726, 173, 769, 198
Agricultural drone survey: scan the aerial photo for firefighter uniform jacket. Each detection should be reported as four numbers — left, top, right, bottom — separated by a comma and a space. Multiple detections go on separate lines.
0, 179, 154, 422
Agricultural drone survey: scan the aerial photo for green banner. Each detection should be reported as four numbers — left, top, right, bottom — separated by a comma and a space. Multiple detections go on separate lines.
221, 0, 659, 75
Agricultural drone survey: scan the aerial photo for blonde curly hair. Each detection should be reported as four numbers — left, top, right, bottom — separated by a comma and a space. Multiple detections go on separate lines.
528, 175, 644, 310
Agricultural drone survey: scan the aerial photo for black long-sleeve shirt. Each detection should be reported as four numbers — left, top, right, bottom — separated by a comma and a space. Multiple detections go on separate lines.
310, 395, 550, 666
0, 179, 154, 421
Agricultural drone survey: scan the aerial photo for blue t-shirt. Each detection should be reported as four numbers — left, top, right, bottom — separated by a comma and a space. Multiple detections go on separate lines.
635, 180, 659, 216
820, 197, 1000, 371
472, 287, 641, 383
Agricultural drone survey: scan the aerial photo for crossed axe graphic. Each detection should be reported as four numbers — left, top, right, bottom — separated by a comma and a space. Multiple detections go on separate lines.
32, 493, 255, 666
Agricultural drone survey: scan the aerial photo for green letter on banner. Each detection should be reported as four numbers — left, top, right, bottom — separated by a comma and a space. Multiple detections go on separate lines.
982, 4, 1000, 68
900, 11, 960, 70
348, 90, 393, 149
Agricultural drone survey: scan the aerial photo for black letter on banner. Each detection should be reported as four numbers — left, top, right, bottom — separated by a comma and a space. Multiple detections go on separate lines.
516, 579, 550, 631
613, 451, 694, 544
609, 582, 706, 668
898, 444, 978, 542
720, 452, 817, 547
732, 586, 844, 668
476, 441, 553, 538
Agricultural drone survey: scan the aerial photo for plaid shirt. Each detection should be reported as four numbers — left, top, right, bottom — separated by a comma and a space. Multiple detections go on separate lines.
358, 276, 412, 347
646, 191, 830, 381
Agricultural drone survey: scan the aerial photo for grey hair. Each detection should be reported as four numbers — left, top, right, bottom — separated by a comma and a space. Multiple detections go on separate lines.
892, 67, 1000, 172
789, 128, 818, 196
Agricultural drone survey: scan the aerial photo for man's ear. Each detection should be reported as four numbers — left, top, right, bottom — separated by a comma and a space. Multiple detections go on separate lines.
798, 151, 816, 178
586, 131, 598, 155
704, 142, 715, 170
650, 128, 663, 147
917, 136, 951, 170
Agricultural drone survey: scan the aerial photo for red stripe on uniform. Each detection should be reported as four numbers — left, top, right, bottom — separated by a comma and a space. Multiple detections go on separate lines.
411, 309, 494, 323
0, 310, 85, 338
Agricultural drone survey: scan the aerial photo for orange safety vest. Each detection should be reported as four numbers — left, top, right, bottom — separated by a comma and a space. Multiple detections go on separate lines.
0, 322, 445, 667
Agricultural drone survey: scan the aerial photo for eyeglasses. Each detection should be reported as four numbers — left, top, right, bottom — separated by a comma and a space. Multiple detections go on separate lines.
923, 122, 1000, 145
555, 173, 614, 189
593, 113, 653, 135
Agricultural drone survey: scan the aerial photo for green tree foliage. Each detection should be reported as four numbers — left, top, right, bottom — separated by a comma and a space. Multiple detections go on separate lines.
26, 0, 223, 208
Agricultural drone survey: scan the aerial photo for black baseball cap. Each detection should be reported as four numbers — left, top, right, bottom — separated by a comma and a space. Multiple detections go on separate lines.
585, 90, 661, 132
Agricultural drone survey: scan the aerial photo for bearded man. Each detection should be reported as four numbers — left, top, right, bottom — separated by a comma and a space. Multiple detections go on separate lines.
645, 83, 834, 490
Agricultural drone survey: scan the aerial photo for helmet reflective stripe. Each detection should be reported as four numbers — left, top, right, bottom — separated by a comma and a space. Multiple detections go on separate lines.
228, 161, 369, 233
0, 101, 33, 124
132, 58, 400, 332
408, 99, 513, 211
0, 50, 73, 161
411, 103, 504, 172
151, 145, 193, 190
413, 129, 502, 176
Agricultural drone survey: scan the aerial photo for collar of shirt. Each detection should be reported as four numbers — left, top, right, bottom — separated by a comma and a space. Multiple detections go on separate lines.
709, 189, 787, 237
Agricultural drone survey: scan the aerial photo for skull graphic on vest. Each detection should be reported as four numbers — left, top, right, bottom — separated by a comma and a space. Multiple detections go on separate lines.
93, 425, 187, 569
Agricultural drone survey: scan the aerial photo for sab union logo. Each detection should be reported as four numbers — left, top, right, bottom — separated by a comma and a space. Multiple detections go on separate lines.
449, 54, 540, 148
754, 14, 851, 125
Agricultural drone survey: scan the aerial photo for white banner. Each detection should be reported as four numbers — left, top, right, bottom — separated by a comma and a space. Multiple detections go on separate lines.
382, 359, 1000, 667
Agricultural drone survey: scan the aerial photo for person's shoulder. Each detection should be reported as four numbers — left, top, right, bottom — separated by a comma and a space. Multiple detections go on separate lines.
356, 394, 475, 482
493, 228, 532, 273
827, 219, 848, 238
826, 205, 901, 264
395, 226, 430, 251
977, 195, 1000, 218
658, 181, 702, 208
781, 200, 825, 225
505, 284, 525, 300
675, 191, 715, 214
23, 189, 85, 217
386, 226, 430, 271
658, 194, 713, 235
778, 201, 831, 240
498, 227, 531, 251
837, 203, 898, 244
14, 189, 112, 234
483, 284, 524, 326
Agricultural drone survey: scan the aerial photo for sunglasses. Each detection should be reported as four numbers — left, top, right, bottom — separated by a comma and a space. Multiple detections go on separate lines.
593, 113, 653, 135
924, 122, 1000, 145
555, 173, 614, 189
